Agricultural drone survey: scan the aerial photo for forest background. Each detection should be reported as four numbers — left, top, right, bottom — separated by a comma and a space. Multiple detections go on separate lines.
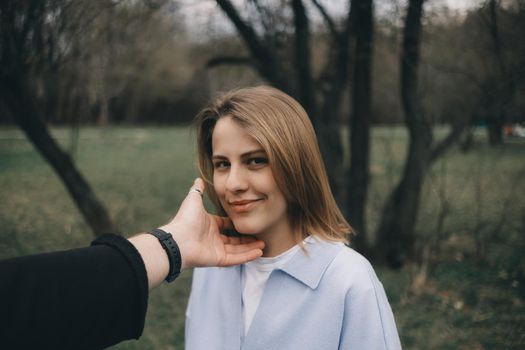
1, 0, 524, 349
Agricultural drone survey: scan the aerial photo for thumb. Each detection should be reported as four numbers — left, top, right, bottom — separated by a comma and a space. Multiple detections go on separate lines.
192, 178, 205, 194
176, 178, 206, 217
186, 178, 205, 201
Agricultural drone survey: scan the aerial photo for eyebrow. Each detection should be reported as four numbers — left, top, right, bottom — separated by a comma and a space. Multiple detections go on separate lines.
212, 149, 266, 160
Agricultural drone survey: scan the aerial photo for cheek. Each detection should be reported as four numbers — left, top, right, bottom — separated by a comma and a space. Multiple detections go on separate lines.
213, 173, 224, 195
273, 194, 288, 216
213, 176, 231, 213
271, 182, 289, 215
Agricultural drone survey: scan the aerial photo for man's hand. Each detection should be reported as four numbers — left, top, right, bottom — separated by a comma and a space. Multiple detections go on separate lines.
159, 178, 264, 270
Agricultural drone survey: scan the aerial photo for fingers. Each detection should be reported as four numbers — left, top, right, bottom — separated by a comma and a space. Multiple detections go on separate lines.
224, 240, 265, 254
221, 246, 264, 266
218, 236, 265, 266
220, 233, 260, 245
239, 236, 257, 244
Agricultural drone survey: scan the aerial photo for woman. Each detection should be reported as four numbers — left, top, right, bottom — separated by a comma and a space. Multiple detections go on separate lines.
185, 86, 401, 349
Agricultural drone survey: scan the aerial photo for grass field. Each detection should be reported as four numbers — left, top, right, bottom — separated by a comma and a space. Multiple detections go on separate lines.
1, 126, 524, 349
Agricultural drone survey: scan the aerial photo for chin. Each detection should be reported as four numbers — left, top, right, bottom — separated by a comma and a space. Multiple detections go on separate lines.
232, 220, 260, 235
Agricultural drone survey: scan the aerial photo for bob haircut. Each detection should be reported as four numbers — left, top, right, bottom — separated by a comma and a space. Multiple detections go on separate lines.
195, 86, 351, 243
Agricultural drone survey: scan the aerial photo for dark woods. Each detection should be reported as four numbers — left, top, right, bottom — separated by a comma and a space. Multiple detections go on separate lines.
1, 0, 524, 267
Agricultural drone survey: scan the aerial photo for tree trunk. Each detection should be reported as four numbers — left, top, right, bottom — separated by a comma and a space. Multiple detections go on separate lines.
291, 1, 344, 201
347, 0, 373, 254
291, 0, 316, 121
485, 0, 508, 146
97, 96, 110, 126
291, 0, 345, 203
1, 73, 115, 236
375, 0, 431, 268
316, 1, 355, 208
317, 123, 345, 205
487, 117, 504, 145
375, 137, 430, 267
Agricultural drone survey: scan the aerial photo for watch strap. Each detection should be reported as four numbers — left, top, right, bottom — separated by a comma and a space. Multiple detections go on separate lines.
148, 228, 181, 282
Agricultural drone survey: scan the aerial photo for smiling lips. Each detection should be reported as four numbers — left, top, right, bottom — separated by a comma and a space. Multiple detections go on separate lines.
228, 199, 263, 213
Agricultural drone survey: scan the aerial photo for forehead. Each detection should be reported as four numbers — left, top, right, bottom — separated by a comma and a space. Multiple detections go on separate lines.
211, 117, 262, 154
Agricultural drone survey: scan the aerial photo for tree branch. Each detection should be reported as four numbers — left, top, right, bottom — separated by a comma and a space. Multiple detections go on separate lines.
430, 117, 469, 163
215, 0, 291, 92
310, 0, 338, 40
424, 60, 484, 91
206, 56, 253, 68
248, 0, 275, 35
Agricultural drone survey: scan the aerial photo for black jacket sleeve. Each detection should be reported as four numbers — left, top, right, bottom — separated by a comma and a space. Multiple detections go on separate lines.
0, 233, 149, 350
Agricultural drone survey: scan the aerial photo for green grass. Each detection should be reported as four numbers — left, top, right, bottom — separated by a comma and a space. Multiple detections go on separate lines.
1, 126, 524, 349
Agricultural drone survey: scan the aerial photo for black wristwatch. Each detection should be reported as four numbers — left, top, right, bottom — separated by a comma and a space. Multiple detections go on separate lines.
148, 228, 182, 282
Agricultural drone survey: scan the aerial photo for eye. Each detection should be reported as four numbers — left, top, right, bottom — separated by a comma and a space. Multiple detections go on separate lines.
213, 160, 230, 169
247, 157, 268, 168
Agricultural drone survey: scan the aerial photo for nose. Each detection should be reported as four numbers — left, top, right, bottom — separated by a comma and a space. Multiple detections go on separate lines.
225, 163, 249, 193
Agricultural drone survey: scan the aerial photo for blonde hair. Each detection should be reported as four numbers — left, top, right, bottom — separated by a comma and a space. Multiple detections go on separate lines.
195, 86, 351, 243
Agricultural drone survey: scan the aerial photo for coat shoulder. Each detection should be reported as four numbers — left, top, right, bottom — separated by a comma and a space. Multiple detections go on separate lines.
324, 244, 382, 292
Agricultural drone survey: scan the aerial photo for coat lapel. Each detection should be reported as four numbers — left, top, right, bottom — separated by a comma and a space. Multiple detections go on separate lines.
219, 266, 244, 350
241, 238, 344, 349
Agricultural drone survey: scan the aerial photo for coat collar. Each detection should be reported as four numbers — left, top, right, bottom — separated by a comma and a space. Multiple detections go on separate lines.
278, 236, 344, 290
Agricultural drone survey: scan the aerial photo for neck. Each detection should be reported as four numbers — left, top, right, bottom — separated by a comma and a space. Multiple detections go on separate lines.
258, 221, 297, 257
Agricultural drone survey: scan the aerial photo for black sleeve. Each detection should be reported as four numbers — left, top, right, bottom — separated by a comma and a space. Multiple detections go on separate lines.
0, 233, 149, 350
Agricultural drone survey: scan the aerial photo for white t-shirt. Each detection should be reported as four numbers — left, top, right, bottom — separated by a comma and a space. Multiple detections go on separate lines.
241, 242, 303, 336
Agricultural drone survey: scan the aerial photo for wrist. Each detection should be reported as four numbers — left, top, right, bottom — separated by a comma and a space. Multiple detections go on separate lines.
128, 234, 169, 290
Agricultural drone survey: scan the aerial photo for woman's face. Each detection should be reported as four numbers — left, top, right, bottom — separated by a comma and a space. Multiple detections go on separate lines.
211, 117, 290, 238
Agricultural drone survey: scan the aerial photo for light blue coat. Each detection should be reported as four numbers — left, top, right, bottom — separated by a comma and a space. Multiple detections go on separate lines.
185, 238, 402, 349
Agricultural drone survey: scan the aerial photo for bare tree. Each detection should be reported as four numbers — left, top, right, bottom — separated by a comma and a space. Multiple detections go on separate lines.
374, 0, 470, 267
0, 1, 114, 235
